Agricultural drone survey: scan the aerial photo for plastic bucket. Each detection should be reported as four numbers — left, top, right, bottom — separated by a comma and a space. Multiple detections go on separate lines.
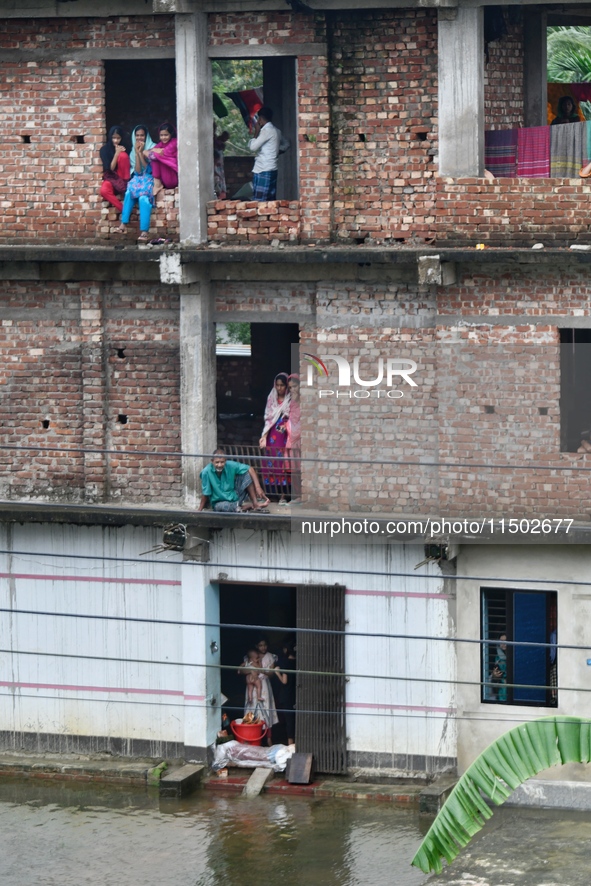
230, 718, 268, 746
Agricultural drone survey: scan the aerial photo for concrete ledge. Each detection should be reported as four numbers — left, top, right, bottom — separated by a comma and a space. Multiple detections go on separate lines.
506, 779, 591, 811
419, 776, 458, 815
160, 764, 205, 798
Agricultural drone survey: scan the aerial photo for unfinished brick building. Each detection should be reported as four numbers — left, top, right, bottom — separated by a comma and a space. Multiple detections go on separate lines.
1, 0, 591, 797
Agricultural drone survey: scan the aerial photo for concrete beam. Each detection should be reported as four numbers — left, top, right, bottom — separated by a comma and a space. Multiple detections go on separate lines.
0, 48, 175, 62
209, 44, 326, 59
524, 10, 547, 128
160, 764, 205, 797
179, 268, 217, 508
175, 13, 213, 246
438, 7, 484, 178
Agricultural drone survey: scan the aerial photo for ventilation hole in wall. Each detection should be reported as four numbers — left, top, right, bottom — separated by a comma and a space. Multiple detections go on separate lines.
484, 405, 495, 414
394, 238, 406, 244
416, 131, 428, 142
117, 414, 128, 424
353, 236, 367, 245
73, 135, 85, 144
117, 348, 126, 359
41, 419, 50, 429
22, 135, 32, 144
539, 406, 549, 416
358, 133, 366, 142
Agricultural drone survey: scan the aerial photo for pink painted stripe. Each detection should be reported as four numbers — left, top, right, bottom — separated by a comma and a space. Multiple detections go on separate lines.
0, 680, 203, 701
346, 589, 450, 600
347, 701, 455, 714
0, 573, 181, 587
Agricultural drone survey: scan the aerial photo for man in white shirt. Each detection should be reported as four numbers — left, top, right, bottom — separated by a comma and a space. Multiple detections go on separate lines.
248, 106, 281, 201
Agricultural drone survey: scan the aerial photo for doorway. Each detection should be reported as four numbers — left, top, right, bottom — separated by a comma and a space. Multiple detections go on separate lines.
218, 582, 347, 773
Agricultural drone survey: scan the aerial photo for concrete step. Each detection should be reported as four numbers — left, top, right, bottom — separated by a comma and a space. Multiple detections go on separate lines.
242, 767, 274, 798
159, 764, 205, 798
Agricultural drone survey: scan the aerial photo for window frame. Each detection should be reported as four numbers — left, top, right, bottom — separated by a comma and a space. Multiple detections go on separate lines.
480, 586, 557, 708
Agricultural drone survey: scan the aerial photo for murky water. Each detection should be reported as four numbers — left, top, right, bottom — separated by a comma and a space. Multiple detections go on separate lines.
0, 780, 590, 886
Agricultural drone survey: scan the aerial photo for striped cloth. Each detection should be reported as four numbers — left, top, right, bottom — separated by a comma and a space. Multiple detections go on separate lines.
484, 129, 518, 177
550, 121, 585, 178
584, 120, 591, 165
517, 125, 550, 177
252, 169, 278, 201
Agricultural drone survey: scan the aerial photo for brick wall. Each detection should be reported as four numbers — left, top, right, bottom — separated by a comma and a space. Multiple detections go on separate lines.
0, 282, 181, 503
0, 16, 174, 244
435, 178, 591, 246
329, 10, 438, 245
484, 15, 524, 130
207, 200, 300, 243
213, 271, 591, 518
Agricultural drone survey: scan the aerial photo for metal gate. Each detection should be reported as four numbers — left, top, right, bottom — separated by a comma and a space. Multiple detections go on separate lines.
295, 584, 347, 774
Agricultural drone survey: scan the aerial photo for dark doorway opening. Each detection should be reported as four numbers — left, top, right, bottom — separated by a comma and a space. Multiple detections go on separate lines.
219, 582, 297, 746
216, 321, 299, 447
560, 328, 591, 451
218, 581, 348, 772
104, 59, 177, 145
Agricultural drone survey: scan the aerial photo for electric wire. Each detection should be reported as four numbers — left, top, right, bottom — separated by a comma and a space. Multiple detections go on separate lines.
3, 546, 591, 591
0, 646, 575, 696
2, 441, 591, 473
0, 607, 579, 653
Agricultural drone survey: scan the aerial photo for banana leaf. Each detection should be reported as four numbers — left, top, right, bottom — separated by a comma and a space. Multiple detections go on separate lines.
411, 716, 591, 874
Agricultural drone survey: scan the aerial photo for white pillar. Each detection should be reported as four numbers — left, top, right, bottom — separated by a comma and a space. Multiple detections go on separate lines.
180, 269, 217, 508
175, 12, 213, 244
438, 8, 484, 177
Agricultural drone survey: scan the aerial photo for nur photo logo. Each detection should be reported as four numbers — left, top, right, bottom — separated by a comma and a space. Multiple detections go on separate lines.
302, 351, 418, 399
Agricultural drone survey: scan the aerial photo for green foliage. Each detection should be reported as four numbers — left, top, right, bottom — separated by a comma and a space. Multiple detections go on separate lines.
216, 322, 251, 345
212, 59, 263, 155
411, 716, 591, 874
548, 26, 591, 82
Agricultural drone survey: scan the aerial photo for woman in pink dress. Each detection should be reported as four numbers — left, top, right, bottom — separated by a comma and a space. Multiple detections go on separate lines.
259, 372, 291, 503
285, 373, 301, 503
149, 122, 178, 199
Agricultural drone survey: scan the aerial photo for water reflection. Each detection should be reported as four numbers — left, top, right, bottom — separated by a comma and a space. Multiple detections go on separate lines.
4, 779, 590, 886
0, 779, 429, 886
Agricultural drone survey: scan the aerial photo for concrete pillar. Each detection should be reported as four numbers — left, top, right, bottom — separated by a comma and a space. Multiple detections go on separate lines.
180, 268, 217, 508
438, 8, 484, 177
263, 57, 299, 200
524, 10, 547, 128
175, 13, 213, 245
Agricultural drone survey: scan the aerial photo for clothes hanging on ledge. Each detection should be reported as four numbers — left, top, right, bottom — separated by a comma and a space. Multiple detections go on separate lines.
516, 125, 550, 177
484, 129, 518, 177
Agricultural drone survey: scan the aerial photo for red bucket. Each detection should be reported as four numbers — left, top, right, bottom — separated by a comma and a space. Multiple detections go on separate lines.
230, 718, 268, 746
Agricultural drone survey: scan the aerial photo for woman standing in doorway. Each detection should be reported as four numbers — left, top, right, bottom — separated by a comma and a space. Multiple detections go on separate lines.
259, 372, 291, 503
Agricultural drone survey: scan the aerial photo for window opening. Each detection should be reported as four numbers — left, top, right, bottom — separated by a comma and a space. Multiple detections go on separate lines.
559, 328, 591, 452
216, 322, 300, 501
481, 587, 557, 707
547, 26, 591, 123
103, 60, 176, 147
212, 57, 298, 200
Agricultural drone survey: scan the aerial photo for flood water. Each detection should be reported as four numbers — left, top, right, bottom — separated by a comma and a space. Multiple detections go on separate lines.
1, 779, 591, 886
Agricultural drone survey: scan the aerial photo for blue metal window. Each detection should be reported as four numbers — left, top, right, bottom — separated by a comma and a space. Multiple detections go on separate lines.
481, 587, 557, 707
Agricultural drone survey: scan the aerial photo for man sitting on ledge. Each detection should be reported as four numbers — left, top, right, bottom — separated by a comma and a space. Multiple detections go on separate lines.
198, 448, 270, 513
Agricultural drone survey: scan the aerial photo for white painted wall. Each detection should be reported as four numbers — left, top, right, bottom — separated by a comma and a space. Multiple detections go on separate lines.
456, 545, 591, 782
0, 523, 456, 768
0, 523, 186, 748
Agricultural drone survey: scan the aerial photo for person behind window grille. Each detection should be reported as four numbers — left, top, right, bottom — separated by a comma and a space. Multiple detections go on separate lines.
490, 634, 507, 702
